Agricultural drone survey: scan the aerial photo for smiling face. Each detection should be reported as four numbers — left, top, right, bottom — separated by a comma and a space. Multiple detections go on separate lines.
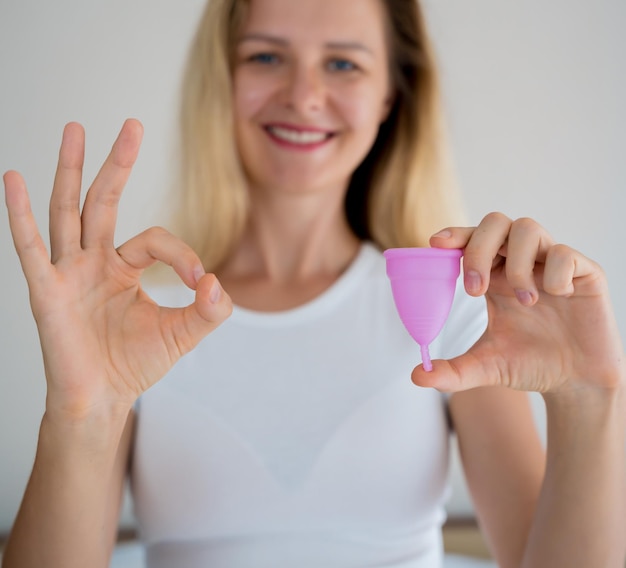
232, 0, 393, 199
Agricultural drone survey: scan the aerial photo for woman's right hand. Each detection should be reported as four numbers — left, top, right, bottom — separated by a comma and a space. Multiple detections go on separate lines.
3, 119, 232, 421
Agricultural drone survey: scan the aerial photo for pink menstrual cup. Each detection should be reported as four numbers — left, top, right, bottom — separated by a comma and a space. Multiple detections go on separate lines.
384, 248, 463, 371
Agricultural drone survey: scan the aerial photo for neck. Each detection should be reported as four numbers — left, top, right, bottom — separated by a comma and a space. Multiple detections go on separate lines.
228, 191, 359, 280
217, 187, 361, 310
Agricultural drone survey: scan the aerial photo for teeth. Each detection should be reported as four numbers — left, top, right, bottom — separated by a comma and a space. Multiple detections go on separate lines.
268, 126, 328, 144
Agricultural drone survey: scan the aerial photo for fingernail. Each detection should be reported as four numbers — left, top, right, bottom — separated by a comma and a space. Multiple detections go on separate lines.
465, 270, 482, 294
515, 289, 534, 306
209, 280, 222, 304
193, 265, 205, 284
431, 229, 452, 239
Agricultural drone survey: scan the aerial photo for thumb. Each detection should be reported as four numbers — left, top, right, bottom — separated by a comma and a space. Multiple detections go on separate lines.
166, 273, 233, 357
411, 348, 499, 392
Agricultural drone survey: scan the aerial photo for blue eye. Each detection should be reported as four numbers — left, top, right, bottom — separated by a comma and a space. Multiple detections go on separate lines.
328, 59, 356, 72
250, 53, 279, 65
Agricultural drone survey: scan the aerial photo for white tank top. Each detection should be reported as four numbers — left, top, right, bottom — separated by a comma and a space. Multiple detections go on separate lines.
131, 242, 487, 567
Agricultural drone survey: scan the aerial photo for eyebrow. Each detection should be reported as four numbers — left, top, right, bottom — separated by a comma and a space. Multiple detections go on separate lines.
238, 34, 374, 55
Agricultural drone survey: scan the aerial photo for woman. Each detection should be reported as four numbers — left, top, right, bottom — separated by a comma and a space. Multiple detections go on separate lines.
2, 0, 625, 567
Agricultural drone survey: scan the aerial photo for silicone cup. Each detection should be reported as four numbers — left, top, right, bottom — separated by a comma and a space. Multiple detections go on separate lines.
384, 248, 463, 371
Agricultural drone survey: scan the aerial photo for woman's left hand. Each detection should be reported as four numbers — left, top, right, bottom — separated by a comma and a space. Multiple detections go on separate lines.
413, 212, 625, 394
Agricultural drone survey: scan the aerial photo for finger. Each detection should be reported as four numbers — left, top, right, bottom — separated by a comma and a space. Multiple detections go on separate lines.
49, 122, 85, 262
542, 244, 602, 297
429, 226, 474, 249
461, 212, 512, 296
116, 227, 206, 289
411, 348, 498, 392
504, 218, 555, 306
4, 170, 51, 283
81, 119, 144, 249
161, 272, 232, 358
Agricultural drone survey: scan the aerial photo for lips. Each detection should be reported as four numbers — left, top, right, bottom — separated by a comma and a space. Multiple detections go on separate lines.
264, 124, 334, 147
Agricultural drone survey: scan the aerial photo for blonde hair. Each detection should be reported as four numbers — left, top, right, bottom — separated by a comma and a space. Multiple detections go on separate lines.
349, 0, 466, 249
174, 0, 250, 272
174, 0, 465, 270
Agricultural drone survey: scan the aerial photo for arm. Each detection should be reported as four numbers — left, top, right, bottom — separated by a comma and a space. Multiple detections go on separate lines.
413, 213, 626, 567
2, 409, 134, 568
521, 385, 626, 567
2, 121, 231, 567
452, 384, 626, 568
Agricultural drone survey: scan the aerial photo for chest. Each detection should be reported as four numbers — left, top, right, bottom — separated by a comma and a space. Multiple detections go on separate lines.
132, 303, 451, 542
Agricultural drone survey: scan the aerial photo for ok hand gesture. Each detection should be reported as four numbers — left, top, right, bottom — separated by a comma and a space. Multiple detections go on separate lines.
4, 120, 232, 420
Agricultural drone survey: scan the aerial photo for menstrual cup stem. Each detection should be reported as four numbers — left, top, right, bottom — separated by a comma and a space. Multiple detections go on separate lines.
420, 344, 432, 372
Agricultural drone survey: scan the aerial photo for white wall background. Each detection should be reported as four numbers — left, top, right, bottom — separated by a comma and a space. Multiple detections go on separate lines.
0, 0, 624, 534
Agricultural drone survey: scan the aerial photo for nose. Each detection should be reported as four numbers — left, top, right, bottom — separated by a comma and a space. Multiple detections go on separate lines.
281, 64, 325, 114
